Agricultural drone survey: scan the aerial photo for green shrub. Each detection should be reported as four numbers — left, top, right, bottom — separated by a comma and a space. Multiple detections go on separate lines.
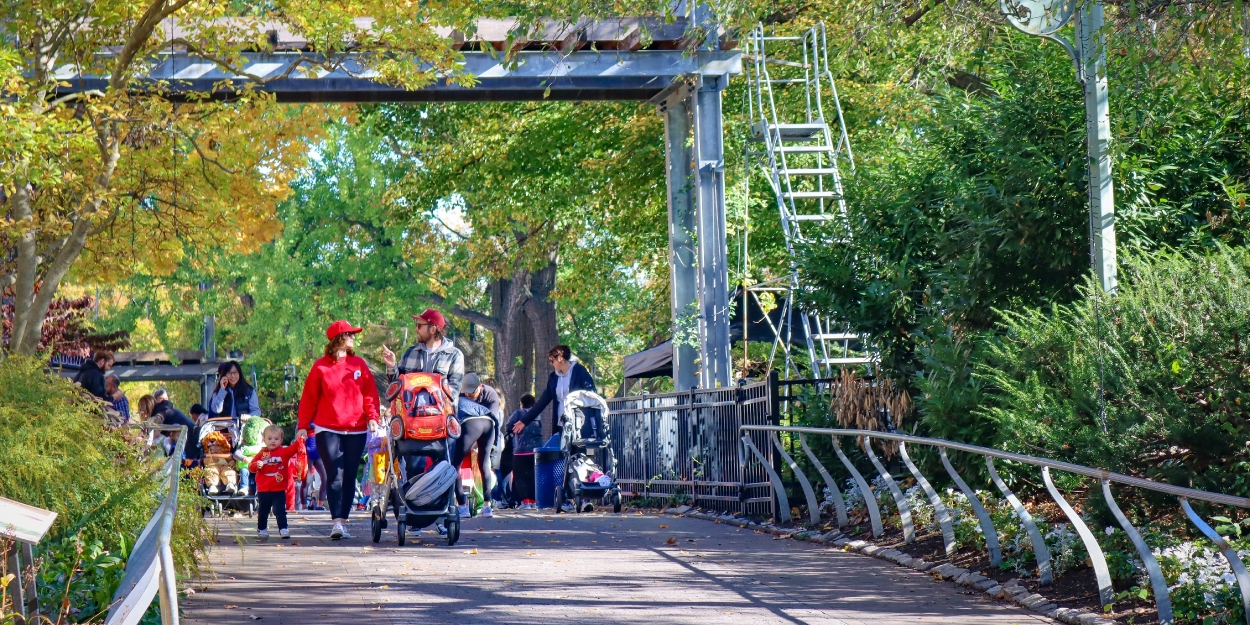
0, 356, 210, 622
977, 247, 1250, 498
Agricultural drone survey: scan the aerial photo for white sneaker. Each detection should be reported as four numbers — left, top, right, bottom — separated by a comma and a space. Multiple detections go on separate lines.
436, 524, 448, 536
330, 521, 344, 540
339, 527, 353, 539
479, 505, 493, 519
279, 528, 290, 539
457, 505, 470, 518
257, 529, 269, 539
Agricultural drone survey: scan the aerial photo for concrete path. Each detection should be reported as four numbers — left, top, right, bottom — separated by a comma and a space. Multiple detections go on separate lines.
183, 509, 1054, 625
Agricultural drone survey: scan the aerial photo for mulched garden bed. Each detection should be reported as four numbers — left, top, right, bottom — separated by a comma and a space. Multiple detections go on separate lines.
827, 518, 1159, 624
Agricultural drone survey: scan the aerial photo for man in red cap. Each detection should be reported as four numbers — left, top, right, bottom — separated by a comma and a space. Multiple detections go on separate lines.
381, 308, 466, 403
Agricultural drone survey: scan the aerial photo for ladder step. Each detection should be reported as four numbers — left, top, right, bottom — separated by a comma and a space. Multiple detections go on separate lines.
784, 168, 840, 176
814, 333, 862, 341
773, 145, 833, 153
783, 191, 843, 200
750, 121, 828, 143
818, 357, 876, 365
789, 213, 842, 222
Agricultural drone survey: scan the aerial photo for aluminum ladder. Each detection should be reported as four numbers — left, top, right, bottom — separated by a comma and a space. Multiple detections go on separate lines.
744, 22, 875, 378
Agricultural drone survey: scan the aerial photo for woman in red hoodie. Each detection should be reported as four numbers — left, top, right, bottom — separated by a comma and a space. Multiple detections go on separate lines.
297, 320, 381, 540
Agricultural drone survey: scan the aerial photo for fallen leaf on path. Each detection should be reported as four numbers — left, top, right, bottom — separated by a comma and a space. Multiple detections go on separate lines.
378, 585, 390, 589
370, 607, 381, 612
313, 561, 327, 565
248, 615, 262, 620
665, 537, 678, 546
465, 549, 479, 554
224, 605, 238, 610
525, 551, 537, 556
476, 527, 484, 531
522, 539, 531, 543
291, 542, 301, 546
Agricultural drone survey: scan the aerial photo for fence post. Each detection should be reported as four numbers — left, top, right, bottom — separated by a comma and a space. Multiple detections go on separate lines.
768, 370, 782, 521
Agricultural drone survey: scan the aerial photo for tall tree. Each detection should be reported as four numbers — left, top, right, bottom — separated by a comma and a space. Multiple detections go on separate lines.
371, 100, 669, 409
2, 0, 647, 355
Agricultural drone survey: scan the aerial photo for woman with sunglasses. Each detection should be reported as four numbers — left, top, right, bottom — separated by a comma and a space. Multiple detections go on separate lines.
511, 344, 601, 441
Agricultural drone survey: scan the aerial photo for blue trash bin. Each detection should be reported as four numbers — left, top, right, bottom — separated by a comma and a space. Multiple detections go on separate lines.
534, 435, 564, 509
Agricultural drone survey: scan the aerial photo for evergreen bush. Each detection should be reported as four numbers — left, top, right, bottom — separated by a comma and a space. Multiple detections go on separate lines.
0, 356, 210, 622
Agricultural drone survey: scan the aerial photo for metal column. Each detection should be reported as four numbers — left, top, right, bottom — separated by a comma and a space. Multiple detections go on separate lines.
999, 0, 1117, 294
662, 93, 701, 392
1076, 2, 1117, 294
692, 79, 732, 388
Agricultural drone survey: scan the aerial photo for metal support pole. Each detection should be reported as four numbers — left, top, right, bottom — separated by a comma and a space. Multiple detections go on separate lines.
1076, 2, 1117, 294
999, 0, 1116, 293
157, 541, 180, 625
661, 95, 700, 392
692, 79, 732, 388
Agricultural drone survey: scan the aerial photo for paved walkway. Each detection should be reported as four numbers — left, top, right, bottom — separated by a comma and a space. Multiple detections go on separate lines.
183, 509, 1053, 625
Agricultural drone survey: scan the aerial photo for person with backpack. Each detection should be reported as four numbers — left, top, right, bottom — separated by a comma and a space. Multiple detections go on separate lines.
380, 308, 465, 402
296, 320, 382, 540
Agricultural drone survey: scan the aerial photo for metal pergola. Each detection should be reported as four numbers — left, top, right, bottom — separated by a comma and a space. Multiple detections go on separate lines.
54, 13, 742, 390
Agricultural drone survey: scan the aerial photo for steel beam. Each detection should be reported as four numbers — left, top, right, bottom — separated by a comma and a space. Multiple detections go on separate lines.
1076, 3, 1117, 294
660, 89, 700, 392
54, 49, 742, 103
692, 77, 732, 388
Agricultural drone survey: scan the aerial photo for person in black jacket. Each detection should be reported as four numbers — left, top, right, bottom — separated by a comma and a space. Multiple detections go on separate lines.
74, 351, 113, 401
152, 389, 199, 461
511, 345, 601, 440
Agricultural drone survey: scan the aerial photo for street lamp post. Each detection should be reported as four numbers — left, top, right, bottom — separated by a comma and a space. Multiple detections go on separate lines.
1000, 0, 1118, 294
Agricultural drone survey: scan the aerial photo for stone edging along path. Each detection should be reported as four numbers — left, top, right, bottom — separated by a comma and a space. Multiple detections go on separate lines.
655, 505, 1119, 625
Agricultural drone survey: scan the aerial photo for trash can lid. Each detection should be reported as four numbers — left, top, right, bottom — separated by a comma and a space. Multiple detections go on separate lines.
535, 434, 563, 452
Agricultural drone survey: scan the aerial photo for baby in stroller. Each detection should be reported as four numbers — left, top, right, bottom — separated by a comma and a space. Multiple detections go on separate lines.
556, 390, 621, 513
200, 416, 243, 494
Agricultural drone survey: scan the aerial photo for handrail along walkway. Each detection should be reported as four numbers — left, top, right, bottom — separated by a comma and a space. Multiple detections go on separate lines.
105, 424, 187, 625
739, 425, 1250, 625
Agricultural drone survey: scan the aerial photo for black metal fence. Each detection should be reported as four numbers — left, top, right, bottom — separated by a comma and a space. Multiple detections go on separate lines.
607, 380, 777, 517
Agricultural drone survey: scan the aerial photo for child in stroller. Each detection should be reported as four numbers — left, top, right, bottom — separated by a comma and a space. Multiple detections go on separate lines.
555, 390, 621, 514
200, 415, 268, 515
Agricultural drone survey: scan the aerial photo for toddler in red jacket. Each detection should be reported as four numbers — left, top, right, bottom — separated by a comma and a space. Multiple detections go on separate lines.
248, 425, 305, 539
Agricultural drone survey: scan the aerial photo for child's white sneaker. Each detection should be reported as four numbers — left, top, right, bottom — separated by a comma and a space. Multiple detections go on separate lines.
457, 505, 470, 518
279, 528, 290, 539
330, 521, 344, 540
479, 505, 493, 519
257, 529, 269, 539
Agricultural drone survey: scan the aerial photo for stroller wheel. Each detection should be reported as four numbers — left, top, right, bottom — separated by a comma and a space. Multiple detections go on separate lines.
575, 495, 583, 514
612, 490, 623, 514
396, 520, 407, 546
371, 507, 383, 543
445, 518, 459, 546
554, 484, 566, 513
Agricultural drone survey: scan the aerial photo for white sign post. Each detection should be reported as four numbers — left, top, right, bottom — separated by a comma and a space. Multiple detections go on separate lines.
0, 496, 57, 620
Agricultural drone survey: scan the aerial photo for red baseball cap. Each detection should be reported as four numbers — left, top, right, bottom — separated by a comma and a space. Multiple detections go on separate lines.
411, 308, 446, 330
325, 320, 363, 341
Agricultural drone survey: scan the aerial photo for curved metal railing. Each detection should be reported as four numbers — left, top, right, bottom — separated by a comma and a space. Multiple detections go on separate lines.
105, 424, 187, 625
739, 425, 1250, 625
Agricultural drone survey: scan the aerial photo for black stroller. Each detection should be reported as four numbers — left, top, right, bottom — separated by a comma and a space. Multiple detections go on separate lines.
554, 390, 622, 514
371, 431, 462, 546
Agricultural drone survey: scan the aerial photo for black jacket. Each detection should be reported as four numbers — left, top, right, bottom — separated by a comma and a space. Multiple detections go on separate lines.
74, 360, 108, 400
153, 400, 200, 459
520, 362, 598, 430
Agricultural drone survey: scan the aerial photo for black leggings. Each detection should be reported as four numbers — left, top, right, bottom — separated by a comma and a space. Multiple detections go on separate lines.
452, 418, 496, 506
315, 431, 366, 520
257, 491, 287, 531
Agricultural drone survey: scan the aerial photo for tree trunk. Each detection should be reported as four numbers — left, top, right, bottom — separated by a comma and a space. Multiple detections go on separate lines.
490, 272, 533, 416
525, 253, 561, 438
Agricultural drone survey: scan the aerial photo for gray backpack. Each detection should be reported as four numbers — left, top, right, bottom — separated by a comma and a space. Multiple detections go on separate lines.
405, 460, 456, 506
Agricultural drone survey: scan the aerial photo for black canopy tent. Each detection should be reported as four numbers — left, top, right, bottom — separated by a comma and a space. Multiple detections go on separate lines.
621, 286, 807, 388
